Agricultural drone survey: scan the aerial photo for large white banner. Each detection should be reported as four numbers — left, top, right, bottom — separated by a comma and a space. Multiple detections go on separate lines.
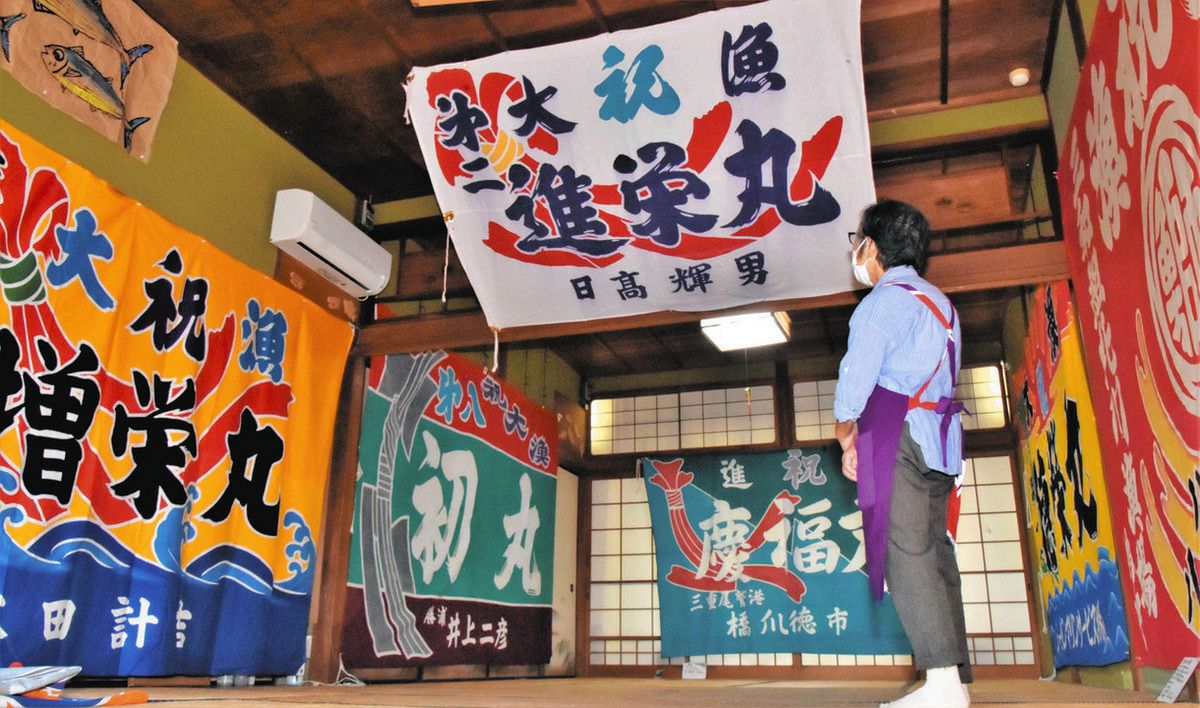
406, 0, 873, 330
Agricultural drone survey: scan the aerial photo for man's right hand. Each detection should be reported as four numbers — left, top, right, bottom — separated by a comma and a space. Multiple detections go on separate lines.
835, 420, 858, 482
840, 444, 857, 482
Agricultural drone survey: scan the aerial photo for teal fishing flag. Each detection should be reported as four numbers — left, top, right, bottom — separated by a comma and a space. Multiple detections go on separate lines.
643, 447, 911, 657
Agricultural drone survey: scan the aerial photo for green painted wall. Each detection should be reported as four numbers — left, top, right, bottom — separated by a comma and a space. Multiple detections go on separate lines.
1046, 0, 1104, 153
505, 348, 581, 411
1, 61, 354, 274
1047, 2, 1083, 153
870, 96, 1049, 148
376, 195, 440, 222
1079, 0, 1101, 41
1028, 149, 1050, 216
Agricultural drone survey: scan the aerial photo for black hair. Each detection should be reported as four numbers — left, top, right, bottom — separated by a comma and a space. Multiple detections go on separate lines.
859, 199, 931, 273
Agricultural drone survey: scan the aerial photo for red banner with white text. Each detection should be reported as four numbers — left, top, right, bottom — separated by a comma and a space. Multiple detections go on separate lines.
1056, 0, 1199, 669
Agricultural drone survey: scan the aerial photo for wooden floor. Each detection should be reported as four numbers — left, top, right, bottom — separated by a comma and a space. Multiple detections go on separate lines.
66, 677, 1170, 706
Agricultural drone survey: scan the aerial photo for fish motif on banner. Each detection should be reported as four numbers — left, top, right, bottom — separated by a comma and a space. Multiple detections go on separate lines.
342, 352, 558, 668
0, 0, 177, 158
643, 449, 910, 658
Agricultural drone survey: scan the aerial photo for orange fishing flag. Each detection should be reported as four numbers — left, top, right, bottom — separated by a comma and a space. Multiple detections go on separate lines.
0, 118, 353, 676
0, 0, 177, 159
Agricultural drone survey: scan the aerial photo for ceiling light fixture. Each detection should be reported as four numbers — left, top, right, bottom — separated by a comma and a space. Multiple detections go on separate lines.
700, 312, 791, 352
1008, 67, 1031, 87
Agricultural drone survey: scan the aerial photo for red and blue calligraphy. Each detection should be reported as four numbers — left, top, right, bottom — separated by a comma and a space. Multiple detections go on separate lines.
734, 251, 768, 286
594, 44, 680, 124
239, 298, 288, 384
723, 119, 840, 228
45, 208, 114, 311
610, 270, 648, 300
509, 164, 627, 257
670, 263, 713, 293
721, 23, 786, 97
426, 67, 846, 271
613, 142, 716, 248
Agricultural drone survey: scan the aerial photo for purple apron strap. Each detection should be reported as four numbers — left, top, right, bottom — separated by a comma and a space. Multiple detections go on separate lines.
934, 396, 969, 468
855, 384, 910, 601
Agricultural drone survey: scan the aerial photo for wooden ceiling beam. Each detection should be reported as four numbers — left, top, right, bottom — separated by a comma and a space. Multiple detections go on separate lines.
583, 0, 612, 33
648, 328, 686, 371
224, 0, 428, 177
353, 240, 1069, 355
380, 249, 474, 301
939, 0, 950, 104
861, 0, 941, 24
384, 212, 1058, 302
478, 12, 511, 52
591, 332, 633, 372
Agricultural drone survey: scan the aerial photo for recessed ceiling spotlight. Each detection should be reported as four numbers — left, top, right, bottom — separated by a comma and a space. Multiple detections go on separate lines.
1009, 67, 1031, 87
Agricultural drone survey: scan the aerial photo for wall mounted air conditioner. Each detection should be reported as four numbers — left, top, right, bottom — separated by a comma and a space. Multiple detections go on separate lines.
269, 189, 392, 298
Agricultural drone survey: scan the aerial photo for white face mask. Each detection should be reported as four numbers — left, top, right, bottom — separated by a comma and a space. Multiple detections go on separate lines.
851, 238, 874, 287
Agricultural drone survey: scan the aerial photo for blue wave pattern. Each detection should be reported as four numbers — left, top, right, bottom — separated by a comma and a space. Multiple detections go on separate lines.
277, 510, 315, 595
0, 469, 312, 676
1045, 548, 1131, 667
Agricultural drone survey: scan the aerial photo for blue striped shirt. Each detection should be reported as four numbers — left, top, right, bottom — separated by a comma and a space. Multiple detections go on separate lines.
832, 265, 963, 475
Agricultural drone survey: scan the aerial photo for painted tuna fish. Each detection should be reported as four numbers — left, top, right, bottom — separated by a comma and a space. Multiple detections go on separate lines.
0, 13, 24, 62
41, 43, 148, 150
33, 0, 152, 87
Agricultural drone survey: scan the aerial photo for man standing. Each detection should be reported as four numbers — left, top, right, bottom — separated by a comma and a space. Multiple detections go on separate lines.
834, 200, 971, 708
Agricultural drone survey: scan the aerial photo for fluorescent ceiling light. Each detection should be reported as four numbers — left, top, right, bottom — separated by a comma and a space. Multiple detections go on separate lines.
700, 312, 791, 352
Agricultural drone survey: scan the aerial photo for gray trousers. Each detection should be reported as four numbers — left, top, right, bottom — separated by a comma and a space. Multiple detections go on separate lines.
887, 425, 973, 683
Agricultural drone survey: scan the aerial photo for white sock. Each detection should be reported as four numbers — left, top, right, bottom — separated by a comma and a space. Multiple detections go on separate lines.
880, 666, 969, 708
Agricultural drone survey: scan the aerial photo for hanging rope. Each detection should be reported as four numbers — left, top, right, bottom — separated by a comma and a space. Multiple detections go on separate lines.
402, 71, 415, 126
441, 211, 454, 303
491, 327, 501, 372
